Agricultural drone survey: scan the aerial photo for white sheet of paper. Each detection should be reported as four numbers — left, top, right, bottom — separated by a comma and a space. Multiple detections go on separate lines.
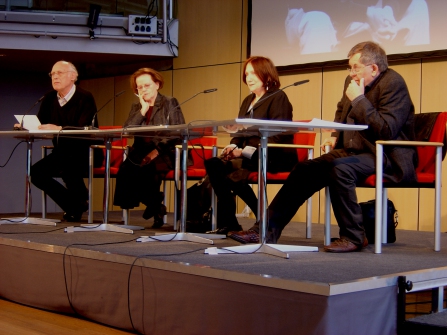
14, 115, 41, 130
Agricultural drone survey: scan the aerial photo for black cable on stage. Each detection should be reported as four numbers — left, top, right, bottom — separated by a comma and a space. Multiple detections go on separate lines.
61, 238, 139, 315
60, 233, 204, 331
126, 247, 207, 334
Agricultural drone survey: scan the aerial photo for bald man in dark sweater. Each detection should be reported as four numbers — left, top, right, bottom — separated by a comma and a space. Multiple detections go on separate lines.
30, 61, 100, 221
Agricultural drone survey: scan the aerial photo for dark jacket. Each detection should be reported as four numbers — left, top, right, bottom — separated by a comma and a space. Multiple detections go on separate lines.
332, 68, 417, 183
230, 88, 298, 173
124, 92, 185, 168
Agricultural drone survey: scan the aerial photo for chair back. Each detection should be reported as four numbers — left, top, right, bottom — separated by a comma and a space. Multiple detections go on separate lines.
415, 112, 447, 174
188, 137, 217, 169
98, 126, 127, 169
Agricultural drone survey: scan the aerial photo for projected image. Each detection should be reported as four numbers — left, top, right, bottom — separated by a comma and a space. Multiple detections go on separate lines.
251, 0, 445, 67
285, 0, 428, 54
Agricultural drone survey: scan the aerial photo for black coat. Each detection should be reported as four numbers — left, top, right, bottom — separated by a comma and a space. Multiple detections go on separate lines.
229, 88, 298, 173
333, 68, 417, 183
124, 92, 185, 168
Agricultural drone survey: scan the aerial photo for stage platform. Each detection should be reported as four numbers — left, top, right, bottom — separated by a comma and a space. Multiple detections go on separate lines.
1, 211, 447, 335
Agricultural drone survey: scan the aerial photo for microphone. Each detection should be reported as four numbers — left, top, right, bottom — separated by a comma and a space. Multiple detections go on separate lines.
291, 79, 310, 86
89, 90, 125, 129
15, 95, 45, 130
166, 88, 217, 124
203, 88, 217, 93
247, 80, 309, 117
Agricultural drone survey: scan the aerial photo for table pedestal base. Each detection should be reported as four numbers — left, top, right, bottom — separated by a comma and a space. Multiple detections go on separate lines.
0, 217, 59, 226
64, 223, 135, 234
205, 243, 318, 259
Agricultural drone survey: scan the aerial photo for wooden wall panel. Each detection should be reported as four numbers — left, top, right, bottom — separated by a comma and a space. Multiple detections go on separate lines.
421, 57, 447, 112
173, 64, 241, 123
280, 71, 322, 121
390, 62, 421, 114
114, 75, 132, 128
174, 0, 245, 68
79, 77, 114, 126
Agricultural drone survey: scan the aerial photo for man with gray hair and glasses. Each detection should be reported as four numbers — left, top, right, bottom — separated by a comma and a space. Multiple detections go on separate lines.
28, 60, 100, 222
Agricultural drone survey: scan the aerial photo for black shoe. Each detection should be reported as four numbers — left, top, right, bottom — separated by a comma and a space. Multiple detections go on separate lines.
143, 206, 155, 220
206, 225, 243, 236
151, 205, 167, 228
63, 212, 82, 222
63, 201, 88, 222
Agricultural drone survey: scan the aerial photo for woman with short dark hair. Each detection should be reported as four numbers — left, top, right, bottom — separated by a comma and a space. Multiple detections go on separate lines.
205, 56, 298, 235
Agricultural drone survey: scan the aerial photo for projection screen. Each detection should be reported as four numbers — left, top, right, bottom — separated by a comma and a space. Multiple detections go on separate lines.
250, 0, 447, 67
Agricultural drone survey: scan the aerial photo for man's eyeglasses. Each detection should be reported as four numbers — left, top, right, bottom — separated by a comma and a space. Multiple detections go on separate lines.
137, 84, 152, 91
48, 71, 72, 78
347, 64, 372, 74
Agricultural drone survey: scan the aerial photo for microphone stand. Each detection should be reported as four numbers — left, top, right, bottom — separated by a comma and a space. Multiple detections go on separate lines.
15, 95, 44, 130
248, 80, 310, 116
166, 88, 217, 124
89, 90, 126, 129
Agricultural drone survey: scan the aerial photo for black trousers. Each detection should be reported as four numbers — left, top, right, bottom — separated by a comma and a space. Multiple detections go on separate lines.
30, 150, 88, 214
204, 157, 258, 229
113, 156, 167, 213
265, 149, 392, 246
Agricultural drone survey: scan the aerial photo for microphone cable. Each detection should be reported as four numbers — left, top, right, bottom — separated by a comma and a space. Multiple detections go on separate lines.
126, 246, 207, 334
61, 237, 139, 316
0, 140, 25, 168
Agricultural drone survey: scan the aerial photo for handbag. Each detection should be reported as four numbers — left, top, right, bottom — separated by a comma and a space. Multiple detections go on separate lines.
182, 176, 213, 233
359, 199, 398, 243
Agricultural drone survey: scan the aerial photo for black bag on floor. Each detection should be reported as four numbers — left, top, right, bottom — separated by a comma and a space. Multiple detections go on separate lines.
181, 176, 213, 233
360, 199, 398, 244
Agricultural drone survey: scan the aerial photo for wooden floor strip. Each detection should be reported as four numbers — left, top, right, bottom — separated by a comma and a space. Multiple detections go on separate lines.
0, 298, 133, 335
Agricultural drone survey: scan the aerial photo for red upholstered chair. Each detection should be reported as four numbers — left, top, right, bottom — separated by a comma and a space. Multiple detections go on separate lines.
165, 136, 217, 229
324, 112, 447, 253
87, 126, 128, 223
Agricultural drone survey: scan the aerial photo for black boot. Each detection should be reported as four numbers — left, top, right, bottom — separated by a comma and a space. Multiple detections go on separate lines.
151, 204, 167, 228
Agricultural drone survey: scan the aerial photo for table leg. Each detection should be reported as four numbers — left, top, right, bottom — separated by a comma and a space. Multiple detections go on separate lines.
67, 137, 141, 233
139, 134, 223, 244
204, 129, 318, 258
1, 137, 58, 226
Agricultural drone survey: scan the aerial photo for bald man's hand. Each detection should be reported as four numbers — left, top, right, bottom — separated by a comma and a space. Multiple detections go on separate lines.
38, 124, 62, 131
